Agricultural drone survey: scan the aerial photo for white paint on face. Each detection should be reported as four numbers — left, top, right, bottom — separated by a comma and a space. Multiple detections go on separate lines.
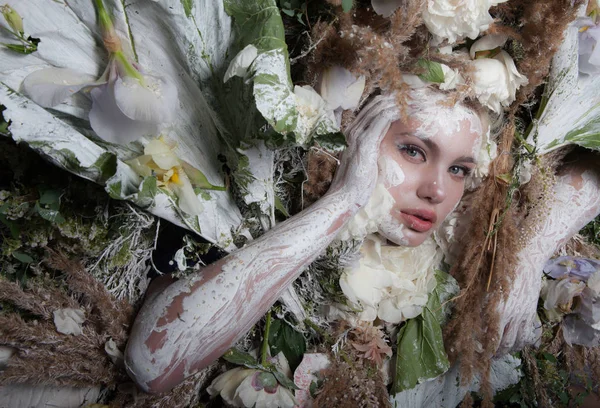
377, 96, 482, 247
378, 155, 405, 187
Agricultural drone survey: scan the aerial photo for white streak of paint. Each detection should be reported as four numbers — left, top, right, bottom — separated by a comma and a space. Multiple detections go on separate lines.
378, 155, 405, 187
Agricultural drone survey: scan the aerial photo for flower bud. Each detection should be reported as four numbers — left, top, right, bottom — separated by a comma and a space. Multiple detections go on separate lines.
1, 5, 24, 35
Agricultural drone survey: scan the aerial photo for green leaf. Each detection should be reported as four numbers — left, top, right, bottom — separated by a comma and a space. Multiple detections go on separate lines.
541, 352, 557, 363
313, 132, 347, 152
224, 0, 338, 144
92, 152, 118, 183
137, 176, 158, 204
268, 319, 306, 371
0, 214, 20, 239
342, 0, 353, 12
392, 270, 456, 393
274, 195, 289, 218
180, 0, 193, 17
181, 162, 226, 191
12, 251, 34, 264
222, 348, 262, 369
272, 369, 299, 390
38, 188, 62, 207
34, 201, 66, 224
281, 8, 294, 17
417, 59, 445, 84
393, 307, 450, 393
2, 43, 37, 54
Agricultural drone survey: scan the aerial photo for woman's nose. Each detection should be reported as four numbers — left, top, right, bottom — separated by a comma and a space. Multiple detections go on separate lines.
417, 176, 446, 204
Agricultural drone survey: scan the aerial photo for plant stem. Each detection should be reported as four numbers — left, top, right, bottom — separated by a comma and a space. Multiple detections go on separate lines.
261, 311, 272, 366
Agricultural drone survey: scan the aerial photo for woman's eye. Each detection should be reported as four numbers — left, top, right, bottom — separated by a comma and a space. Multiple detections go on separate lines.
398, 144, 425, 162
449, 165, 470, 178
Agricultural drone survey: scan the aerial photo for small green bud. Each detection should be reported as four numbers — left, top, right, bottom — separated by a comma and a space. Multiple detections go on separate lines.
1, 5, 24, 35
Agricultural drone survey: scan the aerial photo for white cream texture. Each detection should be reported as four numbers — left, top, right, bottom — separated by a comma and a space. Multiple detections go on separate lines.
340, 234, 442, 323
337, 183, 395, 241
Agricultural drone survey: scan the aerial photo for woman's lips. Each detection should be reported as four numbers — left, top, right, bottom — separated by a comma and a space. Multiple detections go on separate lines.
399, 210, 437, 233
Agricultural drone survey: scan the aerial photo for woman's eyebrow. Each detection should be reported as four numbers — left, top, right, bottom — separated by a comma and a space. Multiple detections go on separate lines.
455, 155, 477, 164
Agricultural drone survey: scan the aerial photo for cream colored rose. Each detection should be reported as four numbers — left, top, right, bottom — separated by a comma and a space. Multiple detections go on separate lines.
470, 34, 528, 113
339, 235, 441, 324
423, 0, 508, 44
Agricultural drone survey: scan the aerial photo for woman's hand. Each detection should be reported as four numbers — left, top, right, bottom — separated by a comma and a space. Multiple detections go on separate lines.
329, 95, 400, 207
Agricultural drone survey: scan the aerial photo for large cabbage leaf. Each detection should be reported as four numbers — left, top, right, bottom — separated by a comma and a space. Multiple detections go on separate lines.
0, 0, 336, 249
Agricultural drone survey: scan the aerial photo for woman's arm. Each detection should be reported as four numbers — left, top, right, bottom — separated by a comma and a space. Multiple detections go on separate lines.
124, 96, 400, 393
496, 157, 600, 355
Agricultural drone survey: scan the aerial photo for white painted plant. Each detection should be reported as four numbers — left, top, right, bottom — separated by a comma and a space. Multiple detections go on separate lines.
527, 4, 600, 154
0, 0, 340, 251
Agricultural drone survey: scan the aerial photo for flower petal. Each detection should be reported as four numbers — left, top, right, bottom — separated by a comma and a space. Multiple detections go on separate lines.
320, 66, 365, 111
22, 68, 96, 108
113, 73, 178, 123
371, 0, 403, 17
170, 167, 204, 216
223, 44, 259, 82
469, 34, 508, 59
144, 138, 180, 170
89, 83, 158, 144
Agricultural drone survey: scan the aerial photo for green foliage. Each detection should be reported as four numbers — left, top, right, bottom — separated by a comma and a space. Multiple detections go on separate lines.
392, 270, 457, 393
417, 59, 445, 84
268, 318, 306, 371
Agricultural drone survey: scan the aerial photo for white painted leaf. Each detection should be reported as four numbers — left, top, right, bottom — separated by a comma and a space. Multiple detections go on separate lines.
0, 0, 247, 251
527, 5, 600, 153
0, 384, 100, 408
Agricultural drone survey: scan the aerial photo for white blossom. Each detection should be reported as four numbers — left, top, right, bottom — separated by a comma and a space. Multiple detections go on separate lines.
339, 235, 441, 324
423, 0, 508, 44
466, 128, 498, 190
577, 18, 600, 75
224, 44, 259, 82
207, 353, 296, 408
319, 65, 365, 111
127, 137, 205, 216
439, 64, 463, 90
469, 34, 528, 113
22, 54, 177, 145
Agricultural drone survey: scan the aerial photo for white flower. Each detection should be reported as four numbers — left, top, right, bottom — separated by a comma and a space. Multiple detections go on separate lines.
439, 64, 463, 90
466, 128, 497, 190
224, 44, 259, 82
469, 34, 528, 113
319, 66, 365, 111
588, 270, 600, 295
127, 137, 208, 216
577, 18, 600, 75
293, 353, 330, 408
207, 353, 296, 408
423, 0, 508, 44
337, 183, 395, 241
53, 308, 85, 336
293, 85, 336, 143
339, 235, 441, 323
21, 6, 178, 146
541, 278, 586, 322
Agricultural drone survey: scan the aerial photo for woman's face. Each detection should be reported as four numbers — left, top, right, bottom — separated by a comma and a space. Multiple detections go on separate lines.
377, 114, 482, 246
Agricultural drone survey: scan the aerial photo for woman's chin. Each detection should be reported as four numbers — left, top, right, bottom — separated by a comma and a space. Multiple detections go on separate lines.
377, 224, 430, 247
